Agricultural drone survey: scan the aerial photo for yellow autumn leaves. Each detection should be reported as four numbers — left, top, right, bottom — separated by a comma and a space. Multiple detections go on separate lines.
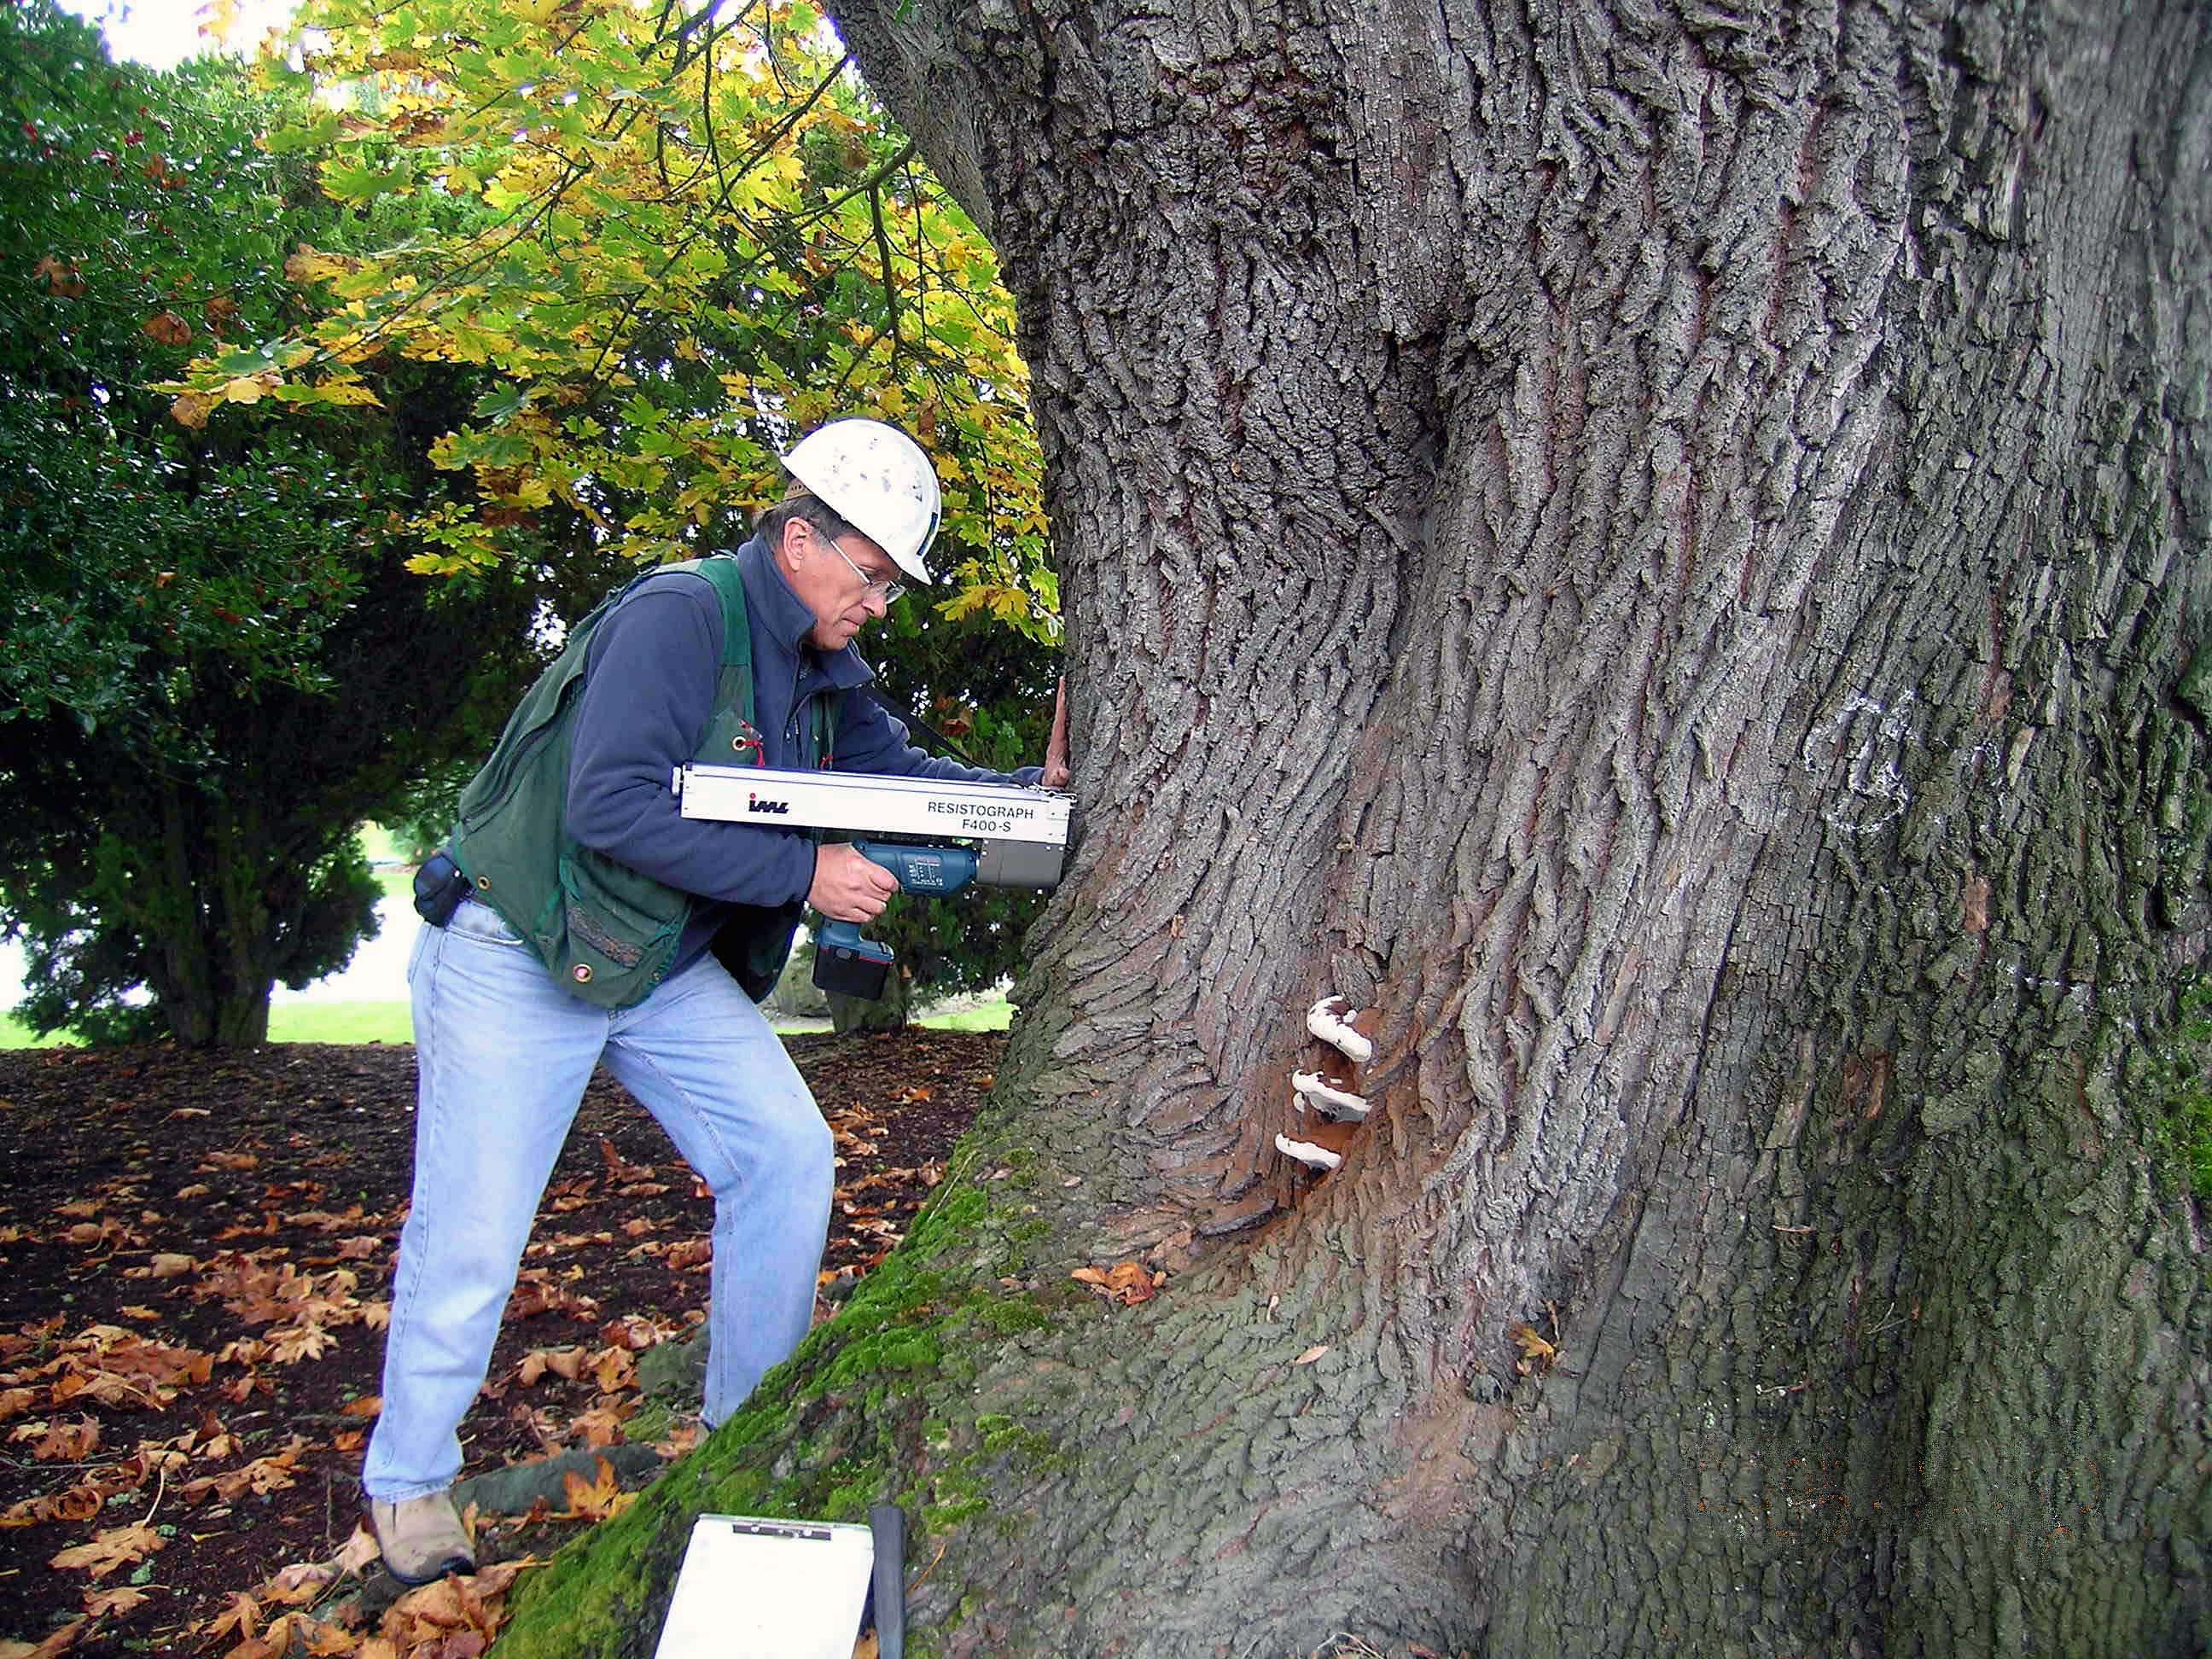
166, 0, 1057, 639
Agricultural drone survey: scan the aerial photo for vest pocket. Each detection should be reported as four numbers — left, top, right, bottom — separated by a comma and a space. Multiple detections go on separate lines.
551, 847, 687, 1002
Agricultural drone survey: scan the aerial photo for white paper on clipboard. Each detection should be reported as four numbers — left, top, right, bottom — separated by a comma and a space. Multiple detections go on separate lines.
652, 1514, 876, 1659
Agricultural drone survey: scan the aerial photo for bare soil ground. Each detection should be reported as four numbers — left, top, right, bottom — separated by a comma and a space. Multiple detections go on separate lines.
0, 1030, 998, 1656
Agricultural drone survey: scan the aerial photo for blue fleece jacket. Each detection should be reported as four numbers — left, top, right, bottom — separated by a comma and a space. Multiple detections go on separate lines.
565, 535, 1035, 970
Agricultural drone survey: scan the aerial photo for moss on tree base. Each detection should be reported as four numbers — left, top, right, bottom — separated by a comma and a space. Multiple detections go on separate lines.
495, 1126, 1080, 1659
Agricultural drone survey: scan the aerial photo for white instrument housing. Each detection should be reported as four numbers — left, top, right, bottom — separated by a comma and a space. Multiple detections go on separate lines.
672, 764, 1073, 888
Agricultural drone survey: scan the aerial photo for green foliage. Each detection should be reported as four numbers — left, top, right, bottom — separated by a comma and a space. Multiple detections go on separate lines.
0, 10, 368, 716
0, 3, 600, 1046
179, 0, 1057, 640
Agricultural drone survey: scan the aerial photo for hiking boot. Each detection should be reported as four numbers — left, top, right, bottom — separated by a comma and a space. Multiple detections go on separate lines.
369, 1490, 476, 1584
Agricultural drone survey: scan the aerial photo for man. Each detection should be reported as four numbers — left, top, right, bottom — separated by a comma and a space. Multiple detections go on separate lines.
364, 418, 1068, 1583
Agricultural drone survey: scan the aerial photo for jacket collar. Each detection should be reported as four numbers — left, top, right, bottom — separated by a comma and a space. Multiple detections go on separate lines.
736, 534, 876, 690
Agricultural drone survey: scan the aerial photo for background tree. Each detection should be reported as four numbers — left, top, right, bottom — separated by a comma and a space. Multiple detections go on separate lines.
0, 3, 594, 1046
493, 1, 2212, 1655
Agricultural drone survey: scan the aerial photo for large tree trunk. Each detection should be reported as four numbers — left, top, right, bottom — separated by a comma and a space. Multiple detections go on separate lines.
501, 3, 2210, 1653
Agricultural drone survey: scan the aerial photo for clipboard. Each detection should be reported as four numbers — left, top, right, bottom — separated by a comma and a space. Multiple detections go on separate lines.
652, 1514, 876, 1659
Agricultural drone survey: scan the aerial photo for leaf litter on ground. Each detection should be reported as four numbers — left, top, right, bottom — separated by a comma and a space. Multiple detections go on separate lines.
0, 1031, 998, 1656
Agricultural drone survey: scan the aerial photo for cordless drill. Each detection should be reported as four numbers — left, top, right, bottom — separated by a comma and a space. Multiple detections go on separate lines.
813, 841, 981, 1000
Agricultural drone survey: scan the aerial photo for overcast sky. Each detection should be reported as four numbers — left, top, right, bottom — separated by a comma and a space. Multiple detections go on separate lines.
58, 1, 298, 70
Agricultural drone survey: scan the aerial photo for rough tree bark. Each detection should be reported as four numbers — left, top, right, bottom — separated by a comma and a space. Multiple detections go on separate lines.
502, 3, 2209, 1654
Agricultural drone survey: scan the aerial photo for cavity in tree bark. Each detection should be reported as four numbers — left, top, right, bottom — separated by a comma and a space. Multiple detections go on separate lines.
504, 3, 2211, 1654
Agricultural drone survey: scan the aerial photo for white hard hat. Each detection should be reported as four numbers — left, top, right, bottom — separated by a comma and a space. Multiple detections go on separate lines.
779, 418, 942, 584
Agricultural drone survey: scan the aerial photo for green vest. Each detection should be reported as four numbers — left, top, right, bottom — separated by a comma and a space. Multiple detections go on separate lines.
449, 556, 833, 1008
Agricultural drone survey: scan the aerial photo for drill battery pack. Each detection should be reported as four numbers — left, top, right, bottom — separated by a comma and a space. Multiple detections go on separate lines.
812, 931, 894, 1000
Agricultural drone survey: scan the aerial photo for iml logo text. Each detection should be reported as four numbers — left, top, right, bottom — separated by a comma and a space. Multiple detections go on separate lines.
747, 793, 792, 815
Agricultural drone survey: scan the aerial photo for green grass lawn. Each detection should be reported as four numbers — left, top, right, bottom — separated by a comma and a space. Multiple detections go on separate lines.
0, 992, 1015, 1050
918, 998, 1017, 1033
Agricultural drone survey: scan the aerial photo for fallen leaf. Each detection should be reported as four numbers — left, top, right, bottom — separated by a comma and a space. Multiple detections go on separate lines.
268, 1323, 335, 1365
664, 1238, 711, 1272
0, 1615, 86, 1658
654, 1422, 704, 1458
1508, 1320, 1557, 1375
203, 1592, 259, 1646
335, 1523, 381, 1576
340, 1394, 382, 1418
282, 1611, 359, 1656
16, 1416, 100, 1460
82, 1586, 149, 1618
263, 1560, 337, 1604
1, 1481, 105, 1526
597, 1315, 667, 1353
597, 1138, 656, 1183
463, 1559, 534, 1598
1070, 1261, 1159, 1307
50, 1522, 165, 1579
590, 1347, 635, 1394
1292, 1344, 1330, 1365
239, 1439, 308, 1495
556, 1457, 633, 1521
516, 1348, 586, 1387
568, 1404, 629, 1448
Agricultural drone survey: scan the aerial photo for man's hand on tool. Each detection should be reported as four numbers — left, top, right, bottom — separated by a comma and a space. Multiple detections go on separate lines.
1041, 676, 1070, 790
811, 843, 901, 923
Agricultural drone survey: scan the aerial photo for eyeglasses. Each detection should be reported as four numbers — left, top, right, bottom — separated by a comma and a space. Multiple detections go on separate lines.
813, 524, 907, 604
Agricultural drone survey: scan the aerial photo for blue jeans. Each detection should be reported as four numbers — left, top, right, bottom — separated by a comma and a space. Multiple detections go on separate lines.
362, 896, 833, 1502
